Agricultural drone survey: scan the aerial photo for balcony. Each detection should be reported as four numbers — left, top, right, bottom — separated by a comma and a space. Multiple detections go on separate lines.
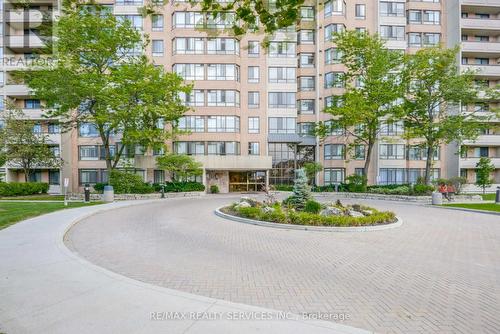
4, 84, 33, 97
5, 34, 45, 49
460, 157, 500, 168
463, 135, 500, 146
461, 18, 500, 31
462, 64, 500, 77
462, 0, 500, 6
134, 155, 273, 170
6, 9, 43, 29
462, 41, 500, 54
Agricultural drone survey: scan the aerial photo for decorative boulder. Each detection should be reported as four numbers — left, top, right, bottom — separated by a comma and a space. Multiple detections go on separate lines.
262, 206, 275, 214
320, 206, 342, 216
349, 210, 364, 218
236, 201, 251, 209
362, 210, 373, 216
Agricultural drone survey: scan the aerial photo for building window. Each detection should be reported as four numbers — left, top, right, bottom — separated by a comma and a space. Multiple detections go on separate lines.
298, 122, 314, 136
380, 1, 404, 17
268, 143, 315, 185
324, 120, 345, 135
207, 64, 239, 81
407, 146, 440, 160
248, 92, 260, 108
152, 40, 164, 57
354, 168, 364, 176
173, 37, 204, 54
355, 4, 366, 19
325, 72, 344, 88
25, 99, 40, 109
324, 24, 345, 41
247, 66, 260, 83
207, 90, 240, 107
379, 168, 405, 185
423, 10, 440, 24
175, 141, 205, 155
179, 90, 205, 106
298, 100, 315, 114
248, 142, 260, 155
208, 38, 239, 55
324, 144, 345, 160
324, 168, 345, 185
172, 12, 204, 28
173, 63, 204, 80
154, 170, 165, 184
423, 33, 440, 46
379, 144, 405, 159
325, 48, 342, 64
268, 67, 296, 83
48, 123, 60, 134
178, 116, 205, 132
380, 25, 405, 40
206, 12, 236, 28
354, 145, 365, 160
300, 6, 314, 21
117, 15, 143, 30
268, 41, 296, 57
248, 41, 259, 56
408, 33, 422, 47
207, 116, 240, 133
79, 145, 99, 160
299, 53, 314, 68
152, 14, 164, 31
324, 0, 345, 17
380, 121, 404, 136
408, 10, 422, 24
79, 169, 98, 185
207, 141, 240, 155
325, 96, 344, 108
268, 92, 296, 109
49, 170, 60, 185
298, 76, 315, 91
268, 117, 296, 134
298, 30, 315, 44
78, 123, 99, 137
248, 117, 260, 134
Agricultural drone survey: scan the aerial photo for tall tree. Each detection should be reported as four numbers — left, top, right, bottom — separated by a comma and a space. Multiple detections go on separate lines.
0, 109, 63, 182
21, 5, 191, 177
475, 157, 494, 194
156, 153, 203, 182
319, 30, 405, 176
401, 46, 488, 184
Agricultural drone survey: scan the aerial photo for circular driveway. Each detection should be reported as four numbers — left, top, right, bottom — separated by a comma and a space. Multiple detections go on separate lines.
65, 195, 500, 334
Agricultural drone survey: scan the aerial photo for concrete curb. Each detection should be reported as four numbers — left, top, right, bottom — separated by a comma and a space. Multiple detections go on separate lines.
215, 207, 403, 232
426, 204, 500, 216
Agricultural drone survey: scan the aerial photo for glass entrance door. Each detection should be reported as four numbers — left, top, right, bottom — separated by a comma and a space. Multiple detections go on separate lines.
229, 171, 266, 192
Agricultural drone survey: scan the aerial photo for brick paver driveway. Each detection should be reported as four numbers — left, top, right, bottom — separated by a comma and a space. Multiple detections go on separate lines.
65, 195, 500, 334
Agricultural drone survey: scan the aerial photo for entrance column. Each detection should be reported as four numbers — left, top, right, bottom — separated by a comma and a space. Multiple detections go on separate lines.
265, 170, 270, 190
202, 168, 207, 193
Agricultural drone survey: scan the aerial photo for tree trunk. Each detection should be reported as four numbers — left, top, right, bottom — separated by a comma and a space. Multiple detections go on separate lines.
364, 140, 374, 180
424, 145, 434, 185
24, 169, 29, 182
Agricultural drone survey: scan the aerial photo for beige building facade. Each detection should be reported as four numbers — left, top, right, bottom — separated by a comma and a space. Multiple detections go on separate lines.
1, 0, 496, 193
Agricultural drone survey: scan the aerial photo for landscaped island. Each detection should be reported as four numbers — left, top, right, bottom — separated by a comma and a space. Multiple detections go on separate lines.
222, 169, 397, 228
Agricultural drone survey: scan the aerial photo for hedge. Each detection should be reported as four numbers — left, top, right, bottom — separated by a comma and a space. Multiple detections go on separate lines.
0, 182, 49, 197
94, 181, 205, 193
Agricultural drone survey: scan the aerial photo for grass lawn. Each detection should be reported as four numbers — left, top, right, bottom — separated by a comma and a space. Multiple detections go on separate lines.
478, 193, 496, 201
443, 203, 500, 213
0, 194, 66, 201
0, 201, 103, 230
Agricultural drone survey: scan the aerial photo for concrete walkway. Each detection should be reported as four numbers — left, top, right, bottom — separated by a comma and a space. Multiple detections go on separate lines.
0, 199, 369, 334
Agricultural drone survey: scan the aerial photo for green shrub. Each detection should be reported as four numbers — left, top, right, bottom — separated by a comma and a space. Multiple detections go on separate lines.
411, 184, 434, 196
163, 182, 205, 192
210, 184, 219, 194
0, 182, 49, 197
304, 200, 322, 214
273, 184, 293, 191
108, 170, 155, 194
345, 174, 367, 193
93, 183, 105, 193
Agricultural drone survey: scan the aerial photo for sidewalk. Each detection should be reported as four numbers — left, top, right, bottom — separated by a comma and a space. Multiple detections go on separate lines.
0, 199, 370, 334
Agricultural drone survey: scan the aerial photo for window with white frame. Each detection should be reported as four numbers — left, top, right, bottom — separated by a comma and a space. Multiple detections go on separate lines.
380, 1, 404, 16
325, 72, 344, 88
379, 144, 405, 159
268, 117, 296, 134
207, 90, 240, 107
324, 168, 345, 184
178, 116, 205, 132
298, 30, 315, 44
298, 76, 315, 91
207, 116, 240, 133
207, 141, 240, 155
79, 145, 99, 161
300, 6, 314, 21
152, 14, 164, 31
248, 41, 259, 56
298, 100, 314, 114
380, 120, 404, 136
248, 92, 260, 108
380, 25, 405, 40
179, 90, 205, 106
175, 141, 205, 155
354, 145, 365, 160
248, 117, 260, 133
324, 120, 345, 135
173, 64, 204, 80
117, 15, 143, 30
379, 168, 405, 185
298, 122, 314, 136
207, 64, 239, 81
172, 12, 204, 28
208, 38, 239, 54
247, 66, 259, 83
173, 37, 204, 54
206, 12, 236, 28
324, 0, 345, 17
299, 53, 314, 67
325, 48, 342, 64
324, 24, 345, 41
324, 144, 345, 160
268, 67, 296, 83
268, 92, 296, 108
248, 142, 260, 155
355, 4, 366, 18
268, 42, 296, 57
152, 40, 164, 56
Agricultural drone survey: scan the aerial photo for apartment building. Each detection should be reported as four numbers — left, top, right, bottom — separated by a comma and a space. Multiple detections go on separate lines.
447, 0, 500, 192
3, 0, 493, 193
